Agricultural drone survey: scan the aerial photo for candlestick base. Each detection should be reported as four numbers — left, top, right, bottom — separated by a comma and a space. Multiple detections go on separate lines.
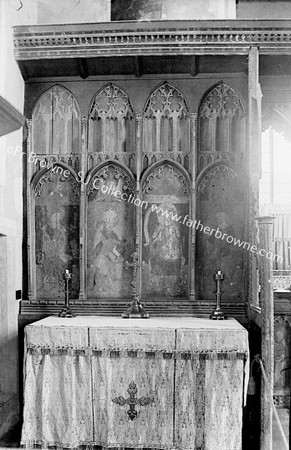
122, 297, 149, 318
59, 307, 75, 318
210, 309, 226, 320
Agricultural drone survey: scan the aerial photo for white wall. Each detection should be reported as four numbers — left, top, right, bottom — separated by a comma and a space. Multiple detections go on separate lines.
162, 0, 236, 20
0, 0, 36, 398
37, 0, 110, 24
237, 1, 291, 19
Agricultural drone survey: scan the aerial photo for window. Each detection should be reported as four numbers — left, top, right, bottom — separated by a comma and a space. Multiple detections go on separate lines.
260, 127, 291, 277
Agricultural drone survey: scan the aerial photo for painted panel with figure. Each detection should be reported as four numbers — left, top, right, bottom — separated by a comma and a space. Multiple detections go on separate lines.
196, 165, 246, 301
35, 169, 80, 298
142, 163, 189, 298
87, 164, 135, 298
274, 317, 291, 397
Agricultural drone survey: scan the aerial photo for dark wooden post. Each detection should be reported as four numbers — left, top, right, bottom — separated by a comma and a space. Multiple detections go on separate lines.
257, 216, 275, 450
135, 113, 143, 300
79, 116, 87, 300
26, 118, 34, 301
190, 112, 197, 301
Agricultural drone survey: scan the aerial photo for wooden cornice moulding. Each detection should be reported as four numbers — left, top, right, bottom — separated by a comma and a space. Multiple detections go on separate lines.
0, 96, 25, 137
13, 20, 291, 60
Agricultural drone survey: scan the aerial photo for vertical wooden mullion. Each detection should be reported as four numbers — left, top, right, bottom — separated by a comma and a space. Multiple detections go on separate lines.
79, 117, 87, 301
26, 119, 35, 301
172, 113, 178, 152
155, 112, 161, 153
270, 127, 274, 204
248, 46, 262, 309
46, 96, 51, 154
135, 114, 143, 298
212, 116, 217, 153
190, 113, 197, 301
101, 114, 106, 153
257, 216, 275, 450
226, 115, 231, 153
51, 90, 54, 154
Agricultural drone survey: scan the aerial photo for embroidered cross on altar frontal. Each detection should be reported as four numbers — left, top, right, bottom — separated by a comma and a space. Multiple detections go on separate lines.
112, 381, 154, 420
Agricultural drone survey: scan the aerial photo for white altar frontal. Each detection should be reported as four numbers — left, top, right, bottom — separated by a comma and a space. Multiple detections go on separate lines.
21, 316, 249, 450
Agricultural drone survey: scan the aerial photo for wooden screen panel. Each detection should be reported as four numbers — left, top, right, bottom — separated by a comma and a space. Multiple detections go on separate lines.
141, 163, 190, 298
274, 317, 291, 394
198, 82, 245, 173
86, 163, 135, 299
196, 165, 246, 302
88, 83, 135, 153
34, 169, 80, 298
143, 82, 190, 154
32, 85, 81, 155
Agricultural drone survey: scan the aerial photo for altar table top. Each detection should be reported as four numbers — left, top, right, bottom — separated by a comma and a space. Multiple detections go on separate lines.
22, 316, 249, 450
25, 315, 247, 330
25, 316, 248, 351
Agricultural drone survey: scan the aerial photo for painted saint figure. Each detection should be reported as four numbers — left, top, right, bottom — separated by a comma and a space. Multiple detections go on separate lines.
143, 202, 187, 296
35, 182, 79, 298
150, 203, 182, 275
92, 207, 128, 295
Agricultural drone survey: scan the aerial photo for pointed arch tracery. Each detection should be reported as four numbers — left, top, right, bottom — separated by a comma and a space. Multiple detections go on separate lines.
32, 84, 81, 155
198, 82, 246, 173
142, 82, 190, 171
88, 83, 135, 154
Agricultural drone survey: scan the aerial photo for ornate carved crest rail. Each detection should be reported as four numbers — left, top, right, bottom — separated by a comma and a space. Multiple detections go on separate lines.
13, 20, 291, 60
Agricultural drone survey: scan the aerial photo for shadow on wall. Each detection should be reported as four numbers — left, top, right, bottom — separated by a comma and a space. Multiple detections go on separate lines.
0, 234, 19, 439
0, 333, 19, 440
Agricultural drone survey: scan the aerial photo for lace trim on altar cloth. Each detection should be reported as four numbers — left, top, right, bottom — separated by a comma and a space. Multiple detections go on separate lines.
26, 346, 248, 360
21, 442, 184, 450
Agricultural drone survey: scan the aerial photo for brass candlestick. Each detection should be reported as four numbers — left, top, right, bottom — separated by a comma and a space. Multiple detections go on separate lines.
210, 270, 226, 320
59, 269, 75, 318
122, 251, 149, 318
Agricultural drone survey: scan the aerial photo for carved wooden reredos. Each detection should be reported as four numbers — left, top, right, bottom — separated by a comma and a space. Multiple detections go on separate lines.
24, 80, 248, 316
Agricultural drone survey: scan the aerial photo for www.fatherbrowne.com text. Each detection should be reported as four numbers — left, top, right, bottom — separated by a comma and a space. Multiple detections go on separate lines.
97, 181, 282, 264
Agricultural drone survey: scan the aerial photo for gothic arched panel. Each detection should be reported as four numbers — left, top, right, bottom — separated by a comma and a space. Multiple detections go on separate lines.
142, 82, 190, 170
88, 83, 135, 154
141, 162, 190, 298
198, 82, 246, 173
196, 164, 246, 302
34, 167, 80, 298
86, 163, 135, 299
32, 85, 81, 155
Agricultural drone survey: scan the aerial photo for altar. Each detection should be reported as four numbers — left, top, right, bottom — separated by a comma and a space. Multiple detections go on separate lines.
21, 316, 249, 450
